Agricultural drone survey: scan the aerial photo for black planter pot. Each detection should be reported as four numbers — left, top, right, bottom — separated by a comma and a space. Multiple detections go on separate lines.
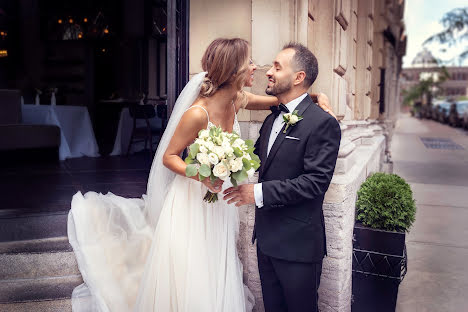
351, 223, 407, 312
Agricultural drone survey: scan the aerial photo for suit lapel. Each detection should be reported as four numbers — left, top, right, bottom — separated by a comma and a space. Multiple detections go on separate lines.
262, 96, 314, 175
259, 114, 275, 177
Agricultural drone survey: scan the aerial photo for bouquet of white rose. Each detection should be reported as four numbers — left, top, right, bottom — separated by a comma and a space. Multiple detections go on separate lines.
184, 126, 261, 203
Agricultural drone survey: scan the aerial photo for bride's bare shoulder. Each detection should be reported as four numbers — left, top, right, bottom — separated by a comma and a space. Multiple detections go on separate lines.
180, 98, 209, 127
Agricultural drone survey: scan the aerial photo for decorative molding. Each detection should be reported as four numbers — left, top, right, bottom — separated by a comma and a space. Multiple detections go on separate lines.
334, 66, 346, 77
335, 13, 348, 30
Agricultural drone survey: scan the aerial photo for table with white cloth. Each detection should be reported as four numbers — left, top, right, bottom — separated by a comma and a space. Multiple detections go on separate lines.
21, 104, 100, 160
110, 107, 163, 156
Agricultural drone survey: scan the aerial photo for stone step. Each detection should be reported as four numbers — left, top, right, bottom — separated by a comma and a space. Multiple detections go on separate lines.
0, 211, 68, 242
0, 236, 72, 254
0, 250, 79, 280
0, 298, 72, 312
0, 275, 82, 304
0, 236, 79, 280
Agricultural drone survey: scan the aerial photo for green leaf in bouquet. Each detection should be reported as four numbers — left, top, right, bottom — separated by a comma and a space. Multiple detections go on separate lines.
245, 139, 254, 148
184, 156, 194, 164
231, 176, 238, 187
189, 143, 200, 158
246, 147, 255, 154
242, 158, 251, 170
251, 160, 260, 170
199, 164, 211, 178
233, 147, 243, 158
250, 153, 260, 163
232, 169, 248, 183
210, 126, 221, 137
185, 164, 198, 177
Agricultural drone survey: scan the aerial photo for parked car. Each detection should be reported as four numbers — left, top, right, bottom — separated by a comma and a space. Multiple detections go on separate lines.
437, 102, 451, 123
464, 109, 468, 130
430, 105, 440, 120
452, 100, 468, 129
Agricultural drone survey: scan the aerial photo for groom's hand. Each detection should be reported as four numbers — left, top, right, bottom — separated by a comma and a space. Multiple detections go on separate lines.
223, 184, 255, 207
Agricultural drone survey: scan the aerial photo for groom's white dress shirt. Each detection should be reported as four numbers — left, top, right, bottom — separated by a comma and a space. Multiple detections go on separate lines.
254, 93, 308, 208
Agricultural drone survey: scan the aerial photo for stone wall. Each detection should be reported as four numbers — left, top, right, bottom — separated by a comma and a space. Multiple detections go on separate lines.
190, 0, 405, 311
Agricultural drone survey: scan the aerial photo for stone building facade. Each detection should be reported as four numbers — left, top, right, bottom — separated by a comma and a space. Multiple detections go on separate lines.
190, 1, 406, 311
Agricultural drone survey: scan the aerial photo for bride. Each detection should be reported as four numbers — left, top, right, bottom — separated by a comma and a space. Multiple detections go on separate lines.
68, 38, 333, 312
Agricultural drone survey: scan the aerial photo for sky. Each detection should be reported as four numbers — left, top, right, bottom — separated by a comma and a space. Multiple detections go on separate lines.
403, 0, 468, 68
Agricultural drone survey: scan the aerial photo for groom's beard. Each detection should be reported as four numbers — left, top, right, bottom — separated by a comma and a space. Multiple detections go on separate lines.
265, 78, 293, 96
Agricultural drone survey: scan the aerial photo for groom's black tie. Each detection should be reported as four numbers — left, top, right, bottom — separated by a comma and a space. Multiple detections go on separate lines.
270, 104, 289, 117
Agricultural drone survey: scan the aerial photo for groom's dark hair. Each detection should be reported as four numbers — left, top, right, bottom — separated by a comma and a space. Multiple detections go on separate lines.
283, 42, 318, 88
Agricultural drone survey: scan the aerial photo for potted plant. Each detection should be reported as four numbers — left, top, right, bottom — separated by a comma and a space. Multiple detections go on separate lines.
351, 173, 416, 312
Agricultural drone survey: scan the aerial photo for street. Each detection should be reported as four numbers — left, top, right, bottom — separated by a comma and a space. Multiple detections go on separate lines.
393, 115, 468, 311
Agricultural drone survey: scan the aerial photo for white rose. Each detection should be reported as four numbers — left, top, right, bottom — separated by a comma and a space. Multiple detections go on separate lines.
199, 129, 209, 139
222, 140, 231, 149
208, 153, 219, 165
196, 153, 210, 165
290, 114, 299, 124
205, 141, 215, 151
225, 150, 235, 160
213, 146, 225, 159
284, 113, 292, 119
199, 145, 208, 153
229, 158, 243, 172
223, 145, 234, 156
221, 141, 233, 155
247, 168, 255, 178
232, 138, 244, 148
242, 153, 251, 161
213, 162, 230, 180
194, 138, 204, 145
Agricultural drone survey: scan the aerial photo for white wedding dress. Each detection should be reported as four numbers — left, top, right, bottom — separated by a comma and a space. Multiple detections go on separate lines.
68, 72, 254, 312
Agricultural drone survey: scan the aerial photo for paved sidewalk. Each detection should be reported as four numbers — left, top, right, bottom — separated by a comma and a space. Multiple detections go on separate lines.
393, 115, 468, 312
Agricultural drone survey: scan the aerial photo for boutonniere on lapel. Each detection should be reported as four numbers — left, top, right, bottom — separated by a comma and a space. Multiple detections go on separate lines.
282, 110, 303, 133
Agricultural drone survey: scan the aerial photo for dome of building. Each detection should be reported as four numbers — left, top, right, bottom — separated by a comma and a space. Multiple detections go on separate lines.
411, 48, 438, 68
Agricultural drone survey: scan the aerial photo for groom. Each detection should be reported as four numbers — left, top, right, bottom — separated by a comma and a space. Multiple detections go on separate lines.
223, 43, 341, 312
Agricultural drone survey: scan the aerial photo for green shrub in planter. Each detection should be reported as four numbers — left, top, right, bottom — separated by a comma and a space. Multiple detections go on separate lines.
356, 172, 416, 232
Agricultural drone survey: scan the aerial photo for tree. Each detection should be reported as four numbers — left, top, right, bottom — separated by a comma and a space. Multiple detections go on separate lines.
402, 67, 449, 106
424, 7, 468, 64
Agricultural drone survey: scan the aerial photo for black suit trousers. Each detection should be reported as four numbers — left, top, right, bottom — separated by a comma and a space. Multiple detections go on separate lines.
257, 245, 323, 312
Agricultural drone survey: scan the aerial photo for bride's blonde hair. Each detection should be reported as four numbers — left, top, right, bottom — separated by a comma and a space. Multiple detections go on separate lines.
200, 38, 250, 100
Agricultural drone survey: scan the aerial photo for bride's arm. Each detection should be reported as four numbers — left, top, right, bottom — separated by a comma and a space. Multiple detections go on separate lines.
239, 91, 337, 119
242, 91, 278, 110
162, 108, 223, 192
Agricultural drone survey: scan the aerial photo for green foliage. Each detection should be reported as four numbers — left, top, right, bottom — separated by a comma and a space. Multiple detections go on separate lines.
402, 67, 450, 105
242, 158, 252, 171
356, 173, 416, 232
189, 143, 199, 159
424, 7, 468, 64
199, 164, 211, 178
231, 169, 247, 183
185, 164, 198, 177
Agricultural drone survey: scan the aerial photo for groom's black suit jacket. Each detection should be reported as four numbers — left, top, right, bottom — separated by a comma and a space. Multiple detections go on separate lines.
253, 95, 341, 263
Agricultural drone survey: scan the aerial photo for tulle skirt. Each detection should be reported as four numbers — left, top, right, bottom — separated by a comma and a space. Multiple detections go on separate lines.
68, 175, 254, 312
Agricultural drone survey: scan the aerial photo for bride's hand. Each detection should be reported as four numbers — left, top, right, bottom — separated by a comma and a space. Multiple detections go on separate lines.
310, 93, 337, 119
201, 177, 224, 193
